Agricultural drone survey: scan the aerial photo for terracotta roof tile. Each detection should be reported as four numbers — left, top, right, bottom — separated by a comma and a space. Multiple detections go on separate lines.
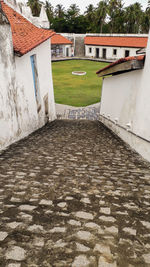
51, 34, 72, 45
96, 55, 145, 75
1, 1, 55, 56
85, 36, 148, 48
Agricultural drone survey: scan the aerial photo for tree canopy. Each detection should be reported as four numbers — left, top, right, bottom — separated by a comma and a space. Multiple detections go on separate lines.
27, 0, 149, 33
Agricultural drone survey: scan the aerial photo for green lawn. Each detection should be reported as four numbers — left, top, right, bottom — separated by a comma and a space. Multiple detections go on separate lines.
52, 60, 108, 107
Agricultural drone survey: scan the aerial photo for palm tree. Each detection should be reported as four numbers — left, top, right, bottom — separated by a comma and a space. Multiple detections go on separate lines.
84, 4, 96, 32
108, 0, 123, 33
67, 4, 80, 18
55, 4, 65, 18
84, 4, 95, 21
45, 1, 54, 22
142, 10, 150, 33
96, 0, 108, 33
27, 0, 41, 17
124, 2, 143, 33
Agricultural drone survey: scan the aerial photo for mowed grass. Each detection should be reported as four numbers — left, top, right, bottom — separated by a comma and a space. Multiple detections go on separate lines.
52, 60, 109, 107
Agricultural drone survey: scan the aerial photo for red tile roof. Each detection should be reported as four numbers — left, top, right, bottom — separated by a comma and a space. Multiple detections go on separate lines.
0, 1, 55, 56
51, 34, 72, 45
85, 36, 148, 48
96, 55, 145, 75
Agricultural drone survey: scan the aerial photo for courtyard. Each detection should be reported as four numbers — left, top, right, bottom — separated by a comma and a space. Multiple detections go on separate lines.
52, 60, 108, 107
0, 116, 150, 266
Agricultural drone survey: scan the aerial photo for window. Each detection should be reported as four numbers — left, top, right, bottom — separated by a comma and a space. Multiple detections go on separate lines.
30, 54, 41, 111
113, 49, 117, 56
89, 47, 92, 53
125, 50, 130, 57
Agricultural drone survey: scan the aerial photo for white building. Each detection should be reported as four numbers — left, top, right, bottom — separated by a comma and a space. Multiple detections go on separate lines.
0, 0, 56, 151
51, 34, 73, 58
85, 34, 148, 61
97, 30, 150, 162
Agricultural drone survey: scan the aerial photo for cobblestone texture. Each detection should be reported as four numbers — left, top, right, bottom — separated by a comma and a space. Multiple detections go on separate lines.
56, 105, 100, 120
0, 120, 150, 266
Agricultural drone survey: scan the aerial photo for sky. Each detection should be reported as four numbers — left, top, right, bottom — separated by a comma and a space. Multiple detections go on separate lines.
49, 0, 148, 13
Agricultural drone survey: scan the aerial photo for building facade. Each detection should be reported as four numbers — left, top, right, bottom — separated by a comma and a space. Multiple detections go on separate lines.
0, 0, 56, 151
97, 31, 150, 162
51, 34, 73, 58
85, 34, 148, 61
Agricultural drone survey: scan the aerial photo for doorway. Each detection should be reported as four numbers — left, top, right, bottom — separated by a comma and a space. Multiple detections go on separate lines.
125, 50, 130, 57
102, 48, 107, 59
96, 48, 99, 58
66, 47, 69, 57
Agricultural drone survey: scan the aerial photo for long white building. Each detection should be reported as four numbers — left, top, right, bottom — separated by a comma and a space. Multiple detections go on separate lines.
85, 34, 148, 61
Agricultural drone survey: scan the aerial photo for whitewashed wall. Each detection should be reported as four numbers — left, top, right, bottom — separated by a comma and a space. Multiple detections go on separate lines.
63, 45, 73, 57
100, 70, 142, 128
85, 45, 139, 60
52, 44, 72, 57
0, 16, 20, 150
15, 39, 56, 126
100, 32, 150, 162
0, 28, 56, 151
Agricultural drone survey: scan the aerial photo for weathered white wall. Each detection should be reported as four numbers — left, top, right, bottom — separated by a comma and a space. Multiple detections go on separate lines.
63, 45, 72, 57
0, 13, 20, 150
51, 44, 72, 57
0, 22, 56, 152
15, 39, 56, 128
85, 45, 139, 60
100, 71, 142, 127
100, 31, 150, 162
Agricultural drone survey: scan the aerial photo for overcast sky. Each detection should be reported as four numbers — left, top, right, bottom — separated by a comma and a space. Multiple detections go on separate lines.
49, 0, 148, 13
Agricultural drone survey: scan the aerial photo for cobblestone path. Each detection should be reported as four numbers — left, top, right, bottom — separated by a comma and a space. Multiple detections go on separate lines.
0, 120, 150, 267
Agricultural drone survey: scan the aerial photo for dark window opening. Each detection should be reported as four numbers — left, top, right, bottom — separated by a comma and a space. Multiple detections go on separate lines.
66, 47, 69, 57
125, 50, 130, 57
89, 47, 92, 53
102, 48, 107, 59
113, 49, 117, 55
96, 48, 99, 58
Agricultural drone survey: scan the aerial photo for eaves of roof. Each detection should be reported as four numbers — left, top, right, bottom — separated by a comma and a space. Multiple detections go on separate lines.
96, 55, 145, 77
0, 1, 55, 56
51, 34, 73, 45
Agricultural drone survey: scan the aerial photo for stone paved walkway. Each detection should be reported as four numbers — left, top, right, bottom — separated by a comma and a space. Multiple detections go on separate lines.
0, 120, 150, 267
55, 103, 100, 120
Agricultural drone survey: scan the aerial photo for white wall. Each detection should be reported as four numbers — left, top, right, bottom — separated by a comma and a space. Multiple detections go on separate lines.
100, 71, 142, 127
100, 31, 150, 162
0, 31, 56, 151
85, 45, 139, 60
0, 18, 20, 149
51, 44, 72, 57
15, 39, 56, 129
63, 45, 73, 57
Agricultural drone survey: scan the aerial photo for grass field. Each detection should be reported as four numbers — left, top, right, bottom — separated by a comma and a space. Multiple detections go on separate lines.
52, 60, 109, 107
